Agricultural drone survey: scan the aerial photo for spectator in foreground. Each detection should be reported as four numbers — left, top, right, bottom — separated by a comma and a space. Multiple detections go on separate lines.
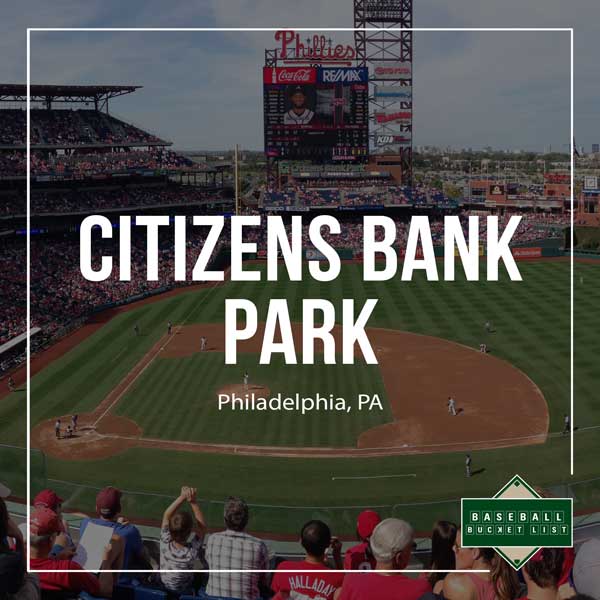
159, 486, 207, 594
79, 486, 146, 571
443, 529, 519, 600
1, 497, 39, 600
572, 538, 600, 599
425, 520, 457, 593
29, 506, 123, 597
271, 519, 343, 600
517, 548, 565, 600
205, 496, 269, 600
338, 518, 431, 600
33, 489, 75, 555
0, 482, 10, 499
344, 510, 381, 571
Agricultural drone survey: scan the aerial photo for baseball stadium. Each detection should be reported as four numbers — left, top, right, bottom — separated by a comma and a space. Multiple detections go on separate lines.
1, 5, 600, 594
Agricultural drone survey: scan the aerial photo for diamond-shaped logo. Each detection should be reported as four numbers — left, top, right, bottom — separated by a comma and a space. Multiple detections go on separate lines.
461, 475, 573, 570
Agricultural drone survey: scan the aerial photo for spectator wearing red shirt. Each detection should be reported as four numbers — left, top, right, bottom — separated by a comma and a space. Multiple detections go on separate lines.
338, 518, 431, 600
271, 520, 344, 600
343, 510, 381, 571
29, 506, 124, 597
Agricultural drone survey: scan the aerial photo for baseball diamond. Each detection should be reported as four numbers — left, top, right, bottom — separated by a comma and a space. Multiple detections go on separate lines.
2, 258, 599, 534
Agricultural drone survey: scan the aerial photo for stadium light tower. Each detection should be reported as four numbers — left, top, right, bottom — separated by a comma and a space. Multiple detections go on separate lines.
354, 0, 413, 185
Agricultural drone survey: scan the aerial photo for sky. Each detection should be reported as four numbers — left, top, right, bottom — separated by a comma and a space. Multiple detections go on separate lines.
2, 0, 597, 152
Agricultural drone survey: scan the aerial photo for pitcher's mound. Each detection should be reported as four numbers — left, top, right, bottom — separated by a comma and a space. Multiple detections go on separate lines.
216, 384, 271, 400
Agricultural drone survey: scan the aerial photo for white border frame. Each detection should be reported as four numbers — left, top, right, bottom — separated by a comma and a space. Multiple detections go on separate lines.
26, 26, 574, 574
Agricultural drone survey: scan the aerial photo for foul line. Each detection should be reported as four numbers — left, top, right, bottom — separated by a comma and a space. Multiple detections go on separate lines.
332, 474, 416, 481
92, 277, 226, 428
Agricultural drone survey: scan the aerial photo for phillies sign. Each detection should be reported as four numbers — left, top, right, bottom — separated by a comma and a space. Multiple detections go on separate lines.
263, 67, 317, 84
274, 30, 356, 63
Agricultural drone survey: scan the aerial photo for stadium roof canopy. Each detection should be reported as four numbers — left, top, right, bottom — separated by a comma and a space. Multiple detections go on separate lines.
0, 84, 141, 110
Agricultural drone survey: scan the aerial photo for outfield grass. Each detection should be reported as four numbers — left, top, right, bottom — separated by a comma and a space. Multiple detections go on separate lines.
1, 259, 599, 534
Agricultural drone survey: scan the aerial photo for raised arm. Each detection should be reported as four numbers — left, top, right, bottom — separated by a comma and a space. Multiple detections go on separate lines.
161, 486, 189, 528
186, 487, 207, 535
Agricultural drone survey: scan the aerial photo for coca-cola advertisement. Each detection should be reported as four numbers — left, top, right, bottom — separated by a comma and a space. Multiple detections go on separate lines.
263, 67, 317, 84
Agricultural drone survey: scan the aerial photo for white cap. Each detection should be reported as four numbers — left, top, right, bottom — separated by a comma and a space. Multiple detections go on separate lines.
573, 538, 600, 599
369, 518, 413, 563
0, 482, 11, 498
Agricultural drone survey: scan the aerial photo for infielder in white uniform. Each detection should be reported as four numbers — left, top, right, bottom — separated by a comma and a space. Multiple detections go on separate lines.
243, 371, 249, 390
284, 86, 315, 125
447, 397, 457, 416
200, 336, 207, 352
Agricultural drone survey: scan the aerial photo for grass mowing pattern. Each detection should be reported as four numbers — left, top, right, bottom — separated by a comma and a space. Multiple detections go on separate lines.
116, 353, 390, 447
0, 260, 598, 534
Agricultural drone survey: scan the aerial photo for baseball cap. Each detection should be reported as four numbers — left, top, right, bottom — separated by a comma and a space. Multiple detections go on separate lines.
33, 489, 64, 511
370, 518, 414, 563
357, 510, 381, 539
290, 85, 305, 94
0, 482, 11, 498
96, 486, 122, 517
573, 538, 600, 599
30, 507, 61, 536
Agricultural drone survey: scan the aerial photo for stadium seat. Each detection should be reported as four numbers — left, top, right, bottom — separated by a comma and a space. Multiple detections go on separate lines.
187, 592, 247, 600
133, 587, 168, 600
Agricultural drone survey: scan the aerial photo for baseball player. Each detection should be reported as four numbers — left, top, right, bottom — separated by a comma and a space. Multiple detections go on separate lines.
562, 414, 571, 435
465, 454, 472, 478
200, 336, 207, 352
71, 414, 78, 432
167, 321, 173, 335
7, 376, 15, 392
243, 371, 249, 390
134, 323, 140, 337
479, 343, 487, 353
284, 86, 315, 125
54, 419, 61, 439
447, 396, 457, 416
65, 425, 73, 438
484, 320, 492, 333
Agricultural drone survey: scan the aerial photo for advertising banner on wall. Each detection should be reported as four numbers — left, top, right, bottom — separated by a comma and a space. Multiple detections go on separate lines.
374, 110, 412, 125
375, 134, 412, 146
371, 61, 412, 80
374, 85, 412, 100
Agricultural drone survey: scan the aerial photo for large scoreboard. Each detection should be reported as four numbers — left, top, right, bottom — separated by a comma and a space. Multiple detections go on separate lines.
263, 66, 369, 162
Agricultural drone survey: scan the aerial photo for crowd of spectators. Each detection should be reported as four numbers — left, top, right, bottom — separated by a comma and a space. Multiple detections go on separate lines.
0, 148, 194, 179
30, 148, 194, 177
0, 109, 165, 147
0, 151, 25, 177
1, 483, 598, 600
0, 108, 195, 179
262, 184, 456, 209
0, 186, 228, 216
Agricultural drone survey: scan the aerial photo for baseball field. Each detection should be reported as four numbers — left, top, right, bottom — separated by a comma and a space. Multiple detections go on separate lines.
2, 258, 600, 535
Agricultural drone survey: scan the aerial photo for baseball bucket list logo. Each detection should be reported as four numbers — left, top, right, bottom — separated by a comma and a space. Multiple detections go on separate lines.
461, 475, 573, 570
